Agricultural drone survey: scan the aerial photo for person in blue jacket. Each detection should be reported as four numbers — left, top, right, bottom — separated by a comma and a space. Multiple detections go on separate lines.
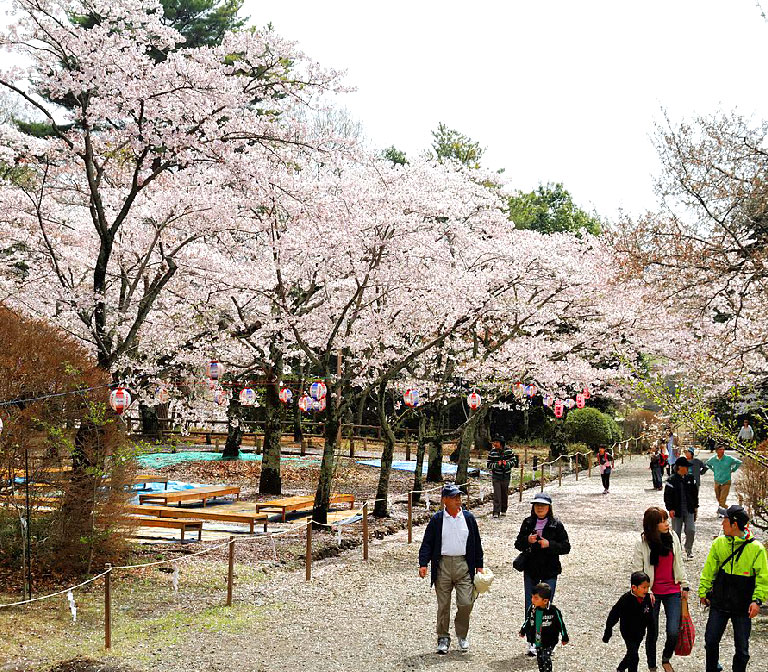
418, 483, 484, 655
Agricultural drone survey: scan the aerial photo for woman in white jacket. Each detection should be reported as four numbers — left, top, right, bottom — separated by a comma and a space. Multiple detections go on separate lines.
632, 506, 689, 672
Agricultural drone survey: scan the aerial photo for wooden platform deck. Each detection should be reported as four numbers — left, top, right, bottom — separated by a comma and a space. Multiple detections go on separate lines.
126, 504, 268, 533
253, 493, 355, 522
138, 485, 240, 507
126, 515, 203, 541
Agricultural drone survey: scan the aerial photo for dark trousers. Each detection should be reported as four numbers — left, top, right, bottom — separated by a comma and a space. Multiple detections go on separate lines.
619, 637, 643, 672
536, 645, 555, 672
646, 592, 681, 667
705, 607, 751, 672
651, 466, 663, 489
492, 477, 510, 515
601, 472, 611, 490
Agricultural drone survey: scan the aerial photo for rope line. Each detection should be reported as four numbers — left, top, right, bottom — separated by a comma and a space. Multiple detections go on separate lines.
0, 384, 112, 408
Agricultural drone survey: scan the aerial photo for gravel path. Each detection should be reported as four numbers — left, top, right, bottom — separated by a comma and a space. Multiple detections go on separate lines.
134, 453, 767, 672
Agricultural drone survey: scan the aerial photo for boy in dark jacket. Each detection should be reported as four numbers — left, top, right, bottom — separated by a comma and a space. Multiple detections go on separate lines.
603, 571, 654, 672
486, 435, 517, 517
519, 582, 569, 672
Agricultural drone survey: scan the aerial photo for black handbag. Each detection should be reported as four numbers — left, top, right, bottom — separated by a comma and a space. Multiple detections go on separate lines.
513, 549, 529, 572
708, 539, 755, 615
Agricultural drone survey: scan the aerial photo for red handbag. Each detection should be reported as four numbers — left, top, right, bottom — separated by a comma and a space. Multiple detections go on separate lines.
675, 598, 695, 656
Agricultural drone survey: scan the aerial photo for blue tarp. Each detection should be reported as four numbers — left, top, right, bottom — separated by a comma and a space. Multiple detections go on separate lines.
356, 459, 459, 475
136, 451, 320, 469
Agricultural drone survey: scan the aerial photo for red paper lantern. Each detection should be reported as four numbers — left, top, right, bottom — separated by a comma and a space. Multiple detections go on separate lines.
575, 393, 585, 409
207, 360, 224, 380
309, 381, 327, 401
279, 387, 293, 404
239, 387, 257, 406
109, 387, 131, 415
582, 386, 591, 400
313, 397, 327, 412
554, 400, 564, 418
513, 381, 525, 397
525, 384, 538, 398
467, 392, 482, 410
298, 395, 312, 412
403, 389, 420, 407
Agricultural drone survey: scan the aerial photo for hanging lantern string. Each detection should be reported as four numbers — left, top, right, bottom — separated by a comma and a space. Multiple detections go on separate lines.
0, 384, 112, 409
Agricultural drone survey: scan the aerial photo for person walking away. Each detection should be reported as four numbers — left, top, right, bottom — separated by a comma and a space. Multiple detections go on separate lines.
603, 571, 654, 672
663, 456, 698, 560
706, 445, 742, 509
632, 506, 690, 672
418, 483, 484, 654
597, 445, 614, 494
666, 430, 678, 471
649, 447, 663, 490
514, 492, 571, 656
519, 582, 569, 672
699, 505, 768, 672
682, 447, 708, 489
737, 418, 754, 447
487, 435, 514, 517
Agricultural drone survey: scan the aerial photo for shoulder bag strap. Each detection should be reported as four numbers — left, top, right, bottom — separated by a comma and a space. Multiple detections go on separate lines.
717, 538, 753, 573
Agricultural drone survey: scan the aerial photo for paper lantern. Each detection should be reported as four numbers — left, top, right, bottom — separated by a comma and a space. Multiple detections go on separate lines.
582, 386, 591, 400
576, 393, 586, 409
554, 400, 564, 418
513, 382, 525, 397
154, 385, 169, 404
403, 389, 420, 407
525, 384, 538, 398
279, 387, 293, 404
0, 416, 3, 434
565, 398, 576, 410
109, 387, 131, 415
207, 360, 224, 380
312, 397, 327, 412
309, 381, 327, 401
298, 395, 312, 412
467, 392, 482, 410
239, 387, 257, 406
543, 394, 554, 407
213, 387, 228, 406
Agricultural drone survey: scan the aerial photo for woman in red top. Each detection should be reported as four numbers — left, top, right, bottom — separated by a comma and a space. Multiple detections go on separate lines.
632, 507, 690, 672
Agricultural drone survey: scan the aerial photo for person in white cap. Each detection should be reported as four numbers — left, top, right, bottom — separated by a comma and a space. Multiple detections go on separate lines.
514, 492, 571, 656
418, 483, 484, 655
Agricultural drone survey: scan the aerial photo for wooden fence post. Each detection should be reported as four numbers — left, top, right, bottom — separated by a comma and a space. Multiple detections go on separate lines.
524, 448, 528, 466
214, 437, 219, 451
540, 467, 545, 492
104, 563, 112, 650
407, 496, 412, 544
362, 503, 369, 561
588, 454, 592, 477
364, 437, 369, 454
558, 462, 563, 486
301, 439, 307, 456
405, 438, 411, 462
576, 458, 580, 481
226, 536, 235, 605
305, 519, 312, 581
349, 436, 355, 458
518, 465, 524, 502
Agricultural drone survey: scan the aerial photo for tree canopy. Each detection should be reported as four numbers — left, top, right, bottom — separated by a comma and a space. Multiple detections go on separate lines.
431, 122, 484, 168
159, 0, 247, 48
508, 182, 602, 235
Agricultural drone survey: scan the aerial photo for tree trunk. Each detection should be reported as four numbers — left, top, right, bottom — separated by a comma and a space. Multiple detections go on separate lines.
139, 402, 160, 439
260, 358, 284, 495
292, 369, 305, 443
222, 391, 244, 459
474, 407, 492, 453
456, 408, 484, 493
426, 435, 443, 482
374, 382, 396, 518
412, 412, 427, 503
312, 377, 339, 526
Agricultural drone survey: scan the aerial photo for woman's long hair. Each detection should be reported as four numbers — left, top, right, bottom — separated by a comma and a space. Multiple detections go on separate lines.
642, 506, 673, 564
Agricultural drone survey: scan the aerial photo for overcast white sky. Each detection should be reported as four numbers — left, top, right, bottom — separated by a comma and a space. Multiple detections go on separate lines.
247, 0, 768, 219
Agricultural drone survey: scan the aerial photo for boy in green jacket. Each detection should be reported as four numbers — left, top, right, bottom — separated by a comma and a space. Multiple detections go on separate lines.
699, 505, 767, 672
705, 446, 742, 508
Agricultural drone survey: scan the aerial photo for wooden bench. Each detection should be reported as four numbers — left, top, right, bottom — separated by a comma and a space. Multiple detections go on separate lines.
126, 504, 268, 533
138, 485, 240, 507
126, 515, 203, 541
128, 474, 170, 489
253, 493, 355, 522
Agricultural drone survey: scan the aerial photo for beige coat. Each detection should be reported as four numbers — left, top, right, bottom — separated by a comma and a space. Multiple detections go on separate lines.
632, 530, 689, 589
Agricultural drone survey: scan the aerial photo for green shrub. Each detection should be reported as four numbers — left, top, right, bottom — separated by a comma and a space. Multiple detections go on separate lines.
564, 407, 616, 447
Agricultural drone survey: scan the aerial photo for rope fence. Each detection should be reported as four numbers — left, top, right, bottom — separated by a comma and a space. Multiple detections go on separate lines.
0, 434, 648, 650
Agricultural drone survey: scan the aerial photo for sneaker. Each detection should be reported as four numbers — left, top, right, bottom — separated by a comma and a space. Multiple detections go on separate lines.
500, 512, 506, 517
492, 514, 500, 518
527, 643, 537, 656
458, 637, 469, 653
686, 551, 693, 560
436, 637, 449, 655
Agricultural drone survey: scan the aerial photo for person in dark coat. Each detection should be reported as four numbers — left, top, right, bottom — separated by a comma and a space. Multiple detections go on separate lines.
519, 582, 569, 671
486, 435, 516, 517
603, 571, 654, 672
418, 483, 484, 655
514, 492, 571, 656
664, 456, 699, 559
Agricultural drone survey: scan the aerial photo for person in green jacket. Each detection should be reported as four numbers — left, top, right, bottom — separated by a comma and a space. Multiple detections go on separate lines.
705, 445, 742, 508
699, 505, 768, 672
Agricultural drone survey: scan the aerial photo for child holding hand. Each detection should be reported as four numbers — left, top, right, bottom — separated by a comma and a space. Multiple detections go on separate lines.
520, 582, 569, 672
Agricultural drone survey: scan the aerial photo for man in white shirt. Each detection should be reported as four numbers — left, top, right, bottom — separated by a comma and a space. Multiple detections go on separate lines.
418, 483, 484, 655
737, 419, 754, 445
